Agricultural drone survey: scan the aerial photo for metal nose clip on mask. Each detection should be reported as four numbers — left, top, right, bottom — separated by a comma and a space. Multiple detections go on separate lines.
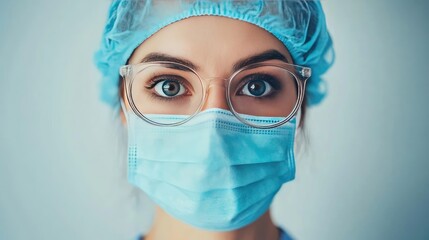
123, 103, 297, 231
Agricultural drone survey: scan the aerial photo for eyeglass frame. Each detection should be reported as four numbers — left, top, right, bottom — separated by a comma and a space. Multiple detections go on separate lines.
119, 60, 311, 129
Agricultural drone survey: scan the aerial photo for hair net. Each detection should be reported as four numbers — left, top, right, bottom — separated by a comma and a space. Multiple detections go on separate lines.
94, 0, 335, 109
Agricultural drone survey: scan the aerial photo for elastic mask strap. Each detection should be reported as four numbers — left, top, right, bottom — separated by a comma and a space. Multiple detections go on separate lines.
120, 99, 129, 123
294, 108, 301, 138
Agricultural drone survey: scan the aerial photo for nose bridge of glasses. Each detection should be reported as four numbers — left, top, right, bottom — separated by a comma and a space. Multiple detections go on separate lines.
200, 77, 230, 111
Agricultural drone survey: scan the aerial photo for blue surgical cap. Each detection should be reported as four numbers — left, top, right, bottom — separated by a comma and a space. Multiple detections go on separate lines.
94, 0, 335, 109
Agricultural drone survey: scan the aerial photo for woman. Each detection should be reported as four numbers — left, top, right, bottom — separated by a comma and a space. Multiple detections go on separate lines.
94, 0, 334, 239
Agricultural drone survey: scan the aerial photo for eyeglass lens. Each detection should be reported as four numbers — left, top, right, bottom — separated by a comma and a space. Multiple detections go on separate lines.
129, 63, 299, 126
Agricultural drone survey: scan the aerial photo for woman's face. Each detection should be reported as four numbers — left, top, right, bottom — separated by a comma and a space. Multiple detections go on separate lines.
122, 16, 294, 121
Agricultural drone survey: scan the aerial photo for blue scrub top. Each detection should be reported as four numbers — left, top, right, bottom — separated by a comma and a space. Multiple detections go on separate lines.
135, 226, 293, 240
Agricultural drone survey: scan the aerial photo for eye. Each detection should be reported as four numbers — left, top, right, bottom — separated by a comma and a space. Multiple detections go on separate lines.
153, 79, 186, 97
239, 78, 274, 97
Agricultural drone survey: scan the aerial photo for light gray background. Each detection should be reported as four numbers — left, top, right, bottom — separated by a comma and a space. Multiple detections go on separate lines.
1, 1, 428, 239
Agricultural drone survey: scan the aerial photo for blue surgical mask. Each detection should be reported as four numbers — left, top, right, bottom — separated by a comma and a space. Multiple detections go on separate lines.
125, 108, 296, 231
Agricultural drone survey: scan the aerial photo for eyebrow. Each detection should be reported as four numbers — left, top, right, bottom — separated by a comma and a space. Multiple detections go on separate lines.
233, 49, 288, 72
138, 49, 288, 73
140, 52, 199, 71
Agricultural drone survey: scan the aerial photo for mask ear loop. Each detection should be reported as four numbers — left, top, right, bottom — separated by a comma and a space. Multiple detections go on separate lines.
294, 107, 301, 138
120, 99, 129, 123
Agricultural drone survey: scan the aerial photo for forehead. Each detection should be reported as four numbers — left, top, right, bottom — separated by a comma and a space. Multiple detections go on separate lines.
128, 16, 292, 76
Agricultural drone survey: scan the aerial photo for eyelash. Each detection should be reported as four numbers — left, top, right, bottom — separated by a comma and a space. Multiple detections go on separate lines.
236, 74, 281, 98
145, 75, 190, 101
143, 73, 281, 102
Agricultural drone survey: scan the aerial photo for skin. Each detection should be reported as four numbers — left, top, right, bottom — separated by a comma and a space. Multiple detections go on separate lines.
120, 16, 298, 240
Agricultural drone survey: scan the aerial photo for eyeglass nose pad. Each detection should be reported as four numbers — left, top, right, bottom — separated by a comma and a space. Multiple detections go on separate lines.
200, 79, 229, 111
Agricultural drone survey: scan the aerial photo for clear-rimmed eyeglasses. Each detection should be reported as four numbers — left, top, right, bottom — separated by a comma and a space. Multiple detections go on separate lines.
119, 61, 311, 129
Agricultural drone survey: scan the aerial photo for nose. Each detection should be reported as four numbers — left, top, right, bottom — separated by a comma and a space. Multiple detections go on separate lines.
200, 79, 229, 111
